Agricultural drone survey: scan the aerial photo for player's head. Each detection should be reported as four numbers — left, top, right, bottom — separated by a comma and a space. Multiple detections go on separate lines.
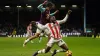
46, 2, 55, 10
29, 23, 32, 26
50, 16, 56, 23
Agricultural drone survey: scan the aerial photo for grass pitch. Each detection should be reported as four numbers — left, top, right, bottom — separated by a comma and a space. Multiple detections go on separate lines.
0, 37, 100, 56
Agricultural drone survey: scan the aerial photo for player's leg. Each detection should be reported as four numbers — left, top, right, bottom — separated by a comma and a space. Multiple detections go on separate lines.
23, 22, 45, 47
23, 29, 41, 47
44, 28, 51, 42
33, 46, 52, 56
28, 31, 34, 43
44, 29, 56, 54
60, 44, 72, 56
59, 40, 72, 56
26, 31, 30, 39
39, 36, 42, 43
30, 32, 34, 43
52, 39, 72, 56
53, 49, 66, 53
25, 32, 34, 43
38, 33, 44, 43
33, 37, 54, 56
33, 24, 52, 56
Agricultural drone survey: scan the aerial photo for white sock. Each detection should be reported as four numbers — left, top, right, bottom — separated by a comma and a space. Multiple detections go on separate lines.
38, 49, 45, 54
56, 50, 60, 52
56, 49, 65, 52
50, 50, 53, 53
39, 37, 42, 43
25, 39, 30, 43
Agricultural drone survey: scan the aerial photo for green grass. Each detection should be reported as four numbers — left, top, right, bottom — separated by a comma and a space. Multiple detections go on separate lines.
0, 37, 100, 56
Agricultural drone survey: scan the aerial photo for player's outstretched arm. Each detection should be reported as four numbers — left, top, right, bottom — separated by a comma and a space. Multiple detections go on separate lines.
57, 10, 72, 24
50, 10, 59, 16
31, 21, 47, 30
37, 1, 47, 12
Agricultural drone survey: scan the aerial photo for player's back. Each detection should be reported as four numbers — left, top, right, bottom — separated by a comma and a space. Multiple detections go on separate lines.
39, 9, 50, 25
46, 21, 62, 39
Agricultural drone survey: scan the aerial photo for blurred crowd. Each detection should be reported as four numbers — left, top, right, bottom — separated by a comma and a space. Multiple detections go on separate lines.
1, 22, 100, 37
0, 23, 83, 36
0, 23, 25, 35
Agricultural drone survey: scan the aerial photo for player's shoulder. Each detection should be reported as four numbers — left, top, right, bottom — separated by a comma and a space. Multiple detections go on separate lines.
56, 21, 60, 24
45, 23, 49, 26
45, 23, 52, 26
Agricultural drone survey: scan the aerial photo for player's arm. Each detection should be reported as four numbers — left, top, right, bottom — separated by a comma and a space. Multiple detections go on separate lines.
37, 1, 47, 12
30, 21, 47, 30
37, 24, 47, 30
36, 22, 47, 30
57, 10, 72, 24
50, 10, 59, 16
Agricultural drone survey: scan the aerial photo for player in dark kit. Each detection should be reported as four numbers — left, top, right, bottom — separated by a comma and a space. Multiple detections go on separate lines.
23, 1, 59, 47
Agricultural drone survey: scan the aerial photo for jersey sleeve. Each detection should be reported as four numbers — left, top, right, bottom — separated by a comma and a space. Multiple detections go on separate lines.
36, 23, 47, 30
37, 4, 46, 12
50, 13, 55, 16
43, 25, 48, 29
57, 14, 69, 24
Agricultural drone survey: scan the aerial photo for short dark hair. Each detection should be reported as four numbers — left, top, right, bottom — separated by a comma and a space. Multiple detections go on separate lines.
46, 2, 54, 8
50, 16, 56, 23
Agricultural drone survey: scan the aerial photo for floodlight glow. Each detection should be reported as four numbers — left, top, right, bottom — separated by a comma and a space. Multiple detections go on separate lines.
61, 5, 65, 8
17, 6, 21, 7
5, 6, 10, 7
72, 5, 77, 7
27, 6, 32, 8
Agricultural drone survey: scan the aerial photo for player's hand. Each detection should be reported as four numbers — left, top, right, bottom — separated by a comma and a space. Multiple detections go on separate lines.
68, 10, 72, 15
54, 10, 59, 14
56, 10, 59, 13
43, 1, 48, 5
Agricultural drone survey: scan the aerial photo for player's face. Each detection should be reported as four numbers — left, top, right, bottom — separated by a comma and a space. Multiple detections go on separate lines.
46, 7, 50, 10
29, 24, 32, 26
46, 14, 50, 19
52, 5, 55, 9
49, 6, 53, 10
50, 16, 56, 23
46, 6, 52, 10
50, 4, 55, 9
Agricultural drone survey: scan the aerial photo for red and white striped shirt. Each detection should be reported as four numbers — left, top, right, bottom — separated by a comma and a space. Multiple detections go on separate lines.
47, 22, 62, 39
38, 14, 69, 39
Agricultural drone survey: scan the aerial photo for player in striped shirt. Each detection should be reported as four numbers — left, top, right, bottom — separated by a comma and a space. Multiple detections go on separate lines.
33, 10, 72, 56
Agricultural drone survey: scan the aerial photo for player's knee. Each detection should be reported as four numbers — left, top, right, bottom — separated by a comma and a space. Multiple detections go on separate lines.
60, 44, 69, 51
40, 49, 48, 53
34, 33, 40, 37
47, 43, 52, 47
45, 47, 51, 53
45, 31, 50, 36
47, 33, 50, 36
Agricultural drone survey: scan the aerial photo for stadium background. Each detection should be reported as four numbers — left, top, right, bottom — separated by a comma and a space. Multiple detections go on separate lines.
0, 0, 100, 56
0, 0, 97, 36
0, 0, 99, 37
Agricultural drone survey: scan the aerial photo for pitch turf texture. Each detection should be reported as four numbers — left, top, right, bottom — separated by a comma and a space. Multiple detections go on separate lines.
0, 37, 100, 56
